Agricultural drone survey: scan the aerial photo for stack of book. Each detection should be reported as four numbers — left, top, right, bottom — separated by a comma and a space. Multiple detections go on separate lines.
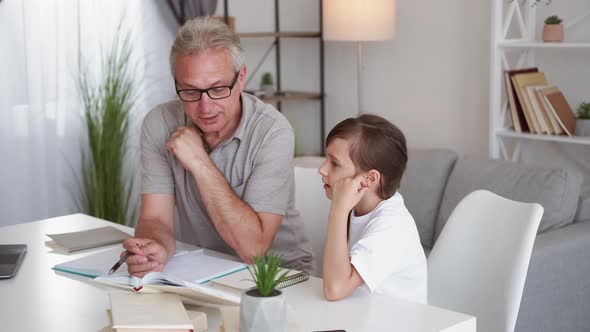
504, 67, 577, 136
108, 292, 207, 332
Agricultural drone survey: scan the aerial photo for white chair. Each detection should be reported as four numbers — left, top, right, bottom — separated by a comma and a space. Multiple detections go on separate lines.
293, 157, 331, 276
428, 190, 543, 332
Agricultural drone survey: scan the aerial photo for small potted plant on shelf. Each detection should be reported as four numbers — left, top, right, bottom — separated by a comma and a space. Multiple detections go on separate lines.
240, 251, 290, 332
575, 102, 590, 136
260, 72, 275, 97
543, 15, 564, 42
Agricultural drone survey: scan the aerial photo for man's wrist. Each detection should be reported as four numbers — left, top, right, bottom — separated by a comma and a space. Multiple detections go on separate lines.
188, 154, 212, 177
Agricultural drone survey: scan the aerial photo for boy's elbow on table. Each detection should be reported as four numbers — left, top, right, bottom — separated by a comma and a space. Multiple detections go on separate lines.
323, 281, 352, 301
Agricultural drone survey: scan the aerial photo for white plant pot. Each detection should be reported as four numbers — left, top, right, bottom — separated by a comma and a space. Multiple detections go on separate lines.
575, 119, 590, 137
240, 289, 287, 332
261, 83, 275, 97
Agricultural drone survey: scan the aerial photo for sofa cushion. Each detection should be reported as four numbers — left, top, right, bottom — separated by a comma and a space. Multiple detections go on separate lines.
435, 157, 583, 240
574, 186, 590, 223
399, 149, 458, 250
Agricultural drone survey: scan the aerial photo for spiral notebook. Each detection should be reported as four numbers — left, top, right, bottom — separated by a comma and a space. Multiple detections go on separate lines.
211, 268, 309, 293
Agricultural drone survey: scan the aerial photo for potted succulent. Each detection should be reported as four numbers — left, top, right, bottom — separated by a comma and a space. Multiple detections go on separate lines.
260, 72, 275, 97
240, 251, 290, 332
543, 15, 564, 42
575, 102, 590, 137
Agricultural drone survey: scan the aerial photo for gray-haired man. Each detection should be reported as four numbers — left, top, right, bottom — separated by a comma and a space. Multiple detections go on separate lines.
123, 17, 313, 276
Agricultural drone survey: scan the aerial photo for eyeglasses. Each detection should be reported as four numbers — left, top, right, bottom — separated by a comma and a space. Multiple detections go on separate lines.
175, 71, 240, 102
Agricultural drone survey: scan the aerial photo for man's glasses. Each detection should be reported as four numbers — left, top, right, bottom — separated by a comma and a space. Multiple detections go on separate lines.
175, 71, 240, 102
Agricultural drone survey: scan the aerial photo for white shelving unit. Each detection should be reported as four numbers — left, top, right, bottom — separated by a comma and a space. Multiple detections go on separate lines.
489, 0, 590, 161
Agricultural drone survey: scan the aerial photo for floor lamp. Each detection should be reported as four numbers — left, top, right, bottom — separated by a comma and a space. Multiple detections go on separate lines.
323, 0, 395, 115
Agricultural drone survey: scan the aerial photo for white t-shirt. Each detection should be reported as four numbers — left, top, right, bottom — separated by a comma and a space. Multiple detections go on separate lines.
349, 192, 427, 304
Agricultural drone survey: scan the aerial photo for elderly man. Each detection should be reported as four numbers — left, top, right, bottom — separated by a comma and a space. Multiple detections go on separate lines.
123, 17, 313, 276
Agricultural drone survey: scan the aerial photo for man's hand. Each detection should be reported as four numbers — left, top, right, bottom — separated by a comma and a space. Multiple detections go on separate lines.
122, 238, 169, 277
331, 174, 369, 213
166, 126, 208, 171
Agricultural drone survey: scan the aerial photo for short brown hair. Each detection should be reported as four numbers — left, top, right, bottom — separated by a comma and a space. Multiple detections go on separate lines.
326, 114, 407, 199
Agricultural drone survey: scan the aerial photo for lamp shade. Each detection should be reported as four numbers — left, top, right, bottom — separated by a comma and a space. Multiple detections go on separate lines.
323, 0, 395, 41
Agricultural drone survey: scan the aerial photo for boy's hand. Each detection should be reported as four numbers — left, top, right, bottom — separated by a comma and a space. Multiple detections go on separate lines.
331, 174, 369, 212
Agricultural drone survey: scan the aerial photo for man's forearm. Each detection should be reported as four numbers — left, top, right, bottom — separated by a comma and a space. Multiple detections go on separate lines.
189, 157, 265, 262
135, 218, 177, 261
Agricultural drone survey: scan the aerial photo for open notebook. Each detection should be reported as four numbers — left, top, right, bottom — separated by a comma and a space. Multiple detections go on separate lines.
53, 247, 246, 305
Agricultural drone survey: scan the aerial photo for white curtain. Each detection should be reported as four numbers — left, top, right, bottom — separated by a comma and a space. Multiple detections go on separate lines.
0, 0, 177, 226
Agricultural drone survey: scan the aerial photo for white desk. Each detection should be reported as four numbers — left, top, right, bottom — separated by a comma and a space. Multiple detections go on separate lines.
0, 214, 476, 332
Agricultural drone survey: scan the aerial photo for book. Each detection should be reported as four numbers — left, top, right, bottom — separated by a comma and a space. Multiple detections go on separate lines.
545, 90, 577, 136
46, 226, 131, 252
512, 72, 548, 134
103, 309, 207, 332
96, 251, 246, 288
109, 292, 193, 331
526, 85, 552, 134
504, 68, 538, 133
53, 246, 134, 278
53, 246, 246, 306
210, 268, 310, 294
534, 86, 564, 135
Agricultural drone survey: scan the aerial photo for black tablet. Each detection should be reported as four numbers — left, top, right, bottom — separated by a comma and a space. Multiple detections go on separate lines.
0, 244, 27, 279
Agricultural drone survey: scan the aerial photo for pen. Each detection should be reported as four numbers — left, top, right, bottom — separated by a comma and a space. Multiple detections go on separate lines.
108, 251, 132, 275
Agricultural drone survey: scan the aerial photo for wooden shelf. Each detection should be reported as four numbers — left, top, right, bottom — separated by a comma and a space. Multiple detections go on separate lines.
238, 31, 321, 39
259, 91, 322, 102
496, 129, 590, 146
498, 40, 590, 49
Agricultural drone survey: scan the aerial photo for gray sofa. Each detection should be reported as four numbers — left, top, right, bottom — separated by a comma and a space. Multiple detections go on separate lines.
399, 149, 590, 332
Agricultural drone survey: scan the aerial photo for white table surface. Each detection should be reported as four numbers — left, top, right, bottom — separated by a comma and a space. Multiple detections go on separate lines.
0, 214, 476, 332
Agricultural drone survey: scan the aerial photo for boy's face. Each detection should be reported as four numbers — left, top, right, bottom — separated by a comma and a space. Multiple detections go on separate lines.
318, 138, 357, 200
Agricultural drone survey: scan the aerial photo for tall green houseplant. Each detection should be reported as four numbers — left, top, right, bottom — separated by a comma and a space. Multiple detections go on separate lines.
78, 29, 137, 226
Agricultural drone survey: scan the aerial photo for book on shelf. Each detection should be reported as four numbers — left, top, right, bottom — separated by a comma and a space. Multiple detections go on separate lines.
109, 292, 194, 332
535, 86, 564, 135
511, 71, 548, 134
504, 67, 538, 133
544, 90, 577, 136
526, 85, 553, 134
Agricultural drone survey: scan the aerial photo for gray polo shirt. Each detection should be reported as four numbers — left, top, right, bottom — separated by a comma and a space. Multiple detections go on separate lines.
140, 93, 313, 272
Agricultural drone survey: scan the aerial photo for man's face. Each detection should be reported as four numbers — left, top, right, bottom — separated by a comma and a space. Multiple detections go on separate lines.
318, 138, 357, 200
174, 49, 246, 134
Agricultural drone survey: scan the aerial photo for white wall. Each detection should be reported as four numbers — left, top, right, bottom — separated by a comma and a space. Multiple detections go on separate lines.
215, 0, 492, 157
217, 0, 589, 164
325, 0, 491, 157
